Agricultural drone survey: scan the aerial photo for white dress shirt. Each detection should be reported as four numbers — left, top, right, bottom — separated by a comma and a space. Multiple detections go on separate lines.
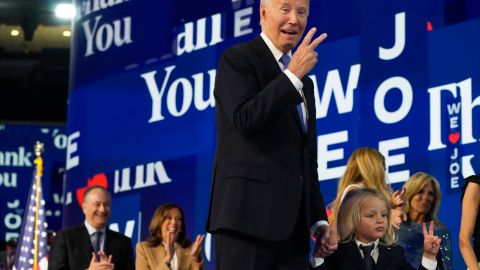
260, 32, 308, 131
84, 220, 106, 252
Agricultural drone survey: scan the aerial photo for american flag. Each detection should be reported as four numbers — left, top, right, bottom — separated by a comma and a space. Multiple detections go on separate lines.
14, 156, 48, 270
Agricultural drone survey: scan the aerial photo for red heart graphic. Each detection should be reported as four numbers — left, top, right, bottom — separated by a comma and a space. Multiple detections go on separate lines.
76, 173, 108, 207
448, 132, 460, 144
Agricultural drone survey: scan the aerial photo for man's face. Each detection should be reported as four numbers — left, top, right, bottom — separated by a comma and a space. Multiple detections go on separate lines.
260, 0, 309, 53
83, 188, 111, 230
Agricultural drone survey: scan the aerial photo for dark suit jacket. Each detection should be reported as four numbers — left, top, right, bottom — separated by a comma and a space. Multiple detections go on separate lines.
315, 241, 428, 270
0, 250, 14, 270
48, 224, 134, 270
206, 35, 327, 243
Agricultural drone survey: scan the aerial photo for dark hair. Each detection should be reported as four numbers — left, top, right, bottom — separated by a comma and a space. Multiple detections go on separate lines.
147, 203, 190, 248
462, 174, 480, 201
83, 185, 110, 201
6, 239, 16, 248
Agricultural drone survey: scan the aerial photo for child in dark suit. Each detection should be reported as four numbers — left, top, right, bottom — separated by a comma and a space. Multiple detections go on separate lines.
312, 188, 441, 270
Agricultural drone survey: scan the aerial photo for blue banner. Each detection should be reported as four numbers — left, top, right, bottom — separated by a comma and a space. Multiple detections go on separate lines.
0, 123, 66, 243
65, 1, 480, 269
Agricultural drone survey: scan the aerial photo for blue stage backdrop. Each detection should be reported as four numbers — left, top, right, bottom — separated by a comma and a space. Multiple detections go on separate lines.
0, 123, 67, 242
65, 1, 479, 268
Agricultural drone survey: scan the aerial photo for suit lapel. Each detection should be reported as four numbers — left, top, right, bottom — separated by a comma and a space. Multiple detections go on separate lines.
250, 36, 282, 82
302, 77, 315, 138
176, 245, 189, 269
250, 35, 309, 135
376, 244, 392, 270
104, 229, 113, 255
291, 105, 305, 135
80, 225, 94, 261
343, 241, 367, 270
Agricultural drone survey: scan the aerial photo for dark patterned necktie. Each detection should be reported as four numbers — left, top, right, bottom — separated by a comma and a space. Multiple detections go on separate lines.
93, 231, 103, 253
360, 244, 375, 270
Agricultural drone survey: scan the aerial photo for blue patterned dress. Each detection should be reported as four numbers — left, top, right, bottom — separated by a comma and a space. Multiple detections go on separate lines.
397, 220, 452, 270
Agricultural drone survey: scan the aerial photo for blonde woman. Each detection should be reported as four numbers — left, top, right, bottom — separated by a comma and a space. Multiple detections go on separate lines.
330, 147, 406, 229
398, 172, 452, 269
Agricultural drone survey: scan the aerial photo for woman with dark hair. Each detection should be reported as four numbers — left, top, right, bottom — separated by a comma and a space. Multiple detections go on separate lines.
136, 203, 205, 269
398, 172, 452, 270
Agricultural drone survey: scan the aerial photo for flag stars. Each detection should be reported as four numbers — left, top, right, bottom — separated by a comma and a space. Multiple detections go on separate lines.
17, 168, 49, 269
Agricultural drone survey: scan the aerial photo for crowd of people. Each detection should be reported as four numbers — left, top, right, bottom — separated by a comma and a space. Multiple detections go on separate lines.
3, 0, 478, 269
46, 186, 205, 270
38, 169, 478, 270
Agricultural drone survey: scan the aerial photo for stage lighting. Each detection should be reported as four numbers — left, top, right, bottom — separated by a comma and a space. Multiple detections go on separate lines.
55, 3, 76, 19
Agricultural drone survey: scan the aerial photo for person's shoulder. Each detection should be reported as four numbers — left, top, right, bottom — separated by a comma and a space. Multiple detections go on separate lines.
380, 242, 405, 252
106, 229, 132, 242
398, 220, 418, 230
57, 224, 86, 235
461, 174, 480, 198
136, 240, 152, 250
435, 220, 451, 232
465, 174, 480, 185
336, 240, 356, 251
221, 36, 262, 58
136, 240, 153, 246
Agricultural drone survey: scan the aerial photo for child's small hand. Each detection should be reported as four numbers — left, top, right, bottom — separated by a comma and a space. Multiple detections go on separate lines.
423, 220, 441, 260
313, 225, 338, 258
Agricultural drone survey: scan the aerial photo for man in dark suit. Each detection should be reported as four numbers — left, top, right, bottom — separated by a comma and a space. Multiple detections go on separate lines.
48, 186, 134, 270
0, 239, 16, 270
206, 0, 336, 269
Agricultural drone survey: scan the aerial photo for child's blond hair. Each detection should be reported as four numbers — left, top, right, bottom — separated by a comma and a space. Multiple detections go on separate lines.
336, 188, 397, 245
331, 147, 391, 223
